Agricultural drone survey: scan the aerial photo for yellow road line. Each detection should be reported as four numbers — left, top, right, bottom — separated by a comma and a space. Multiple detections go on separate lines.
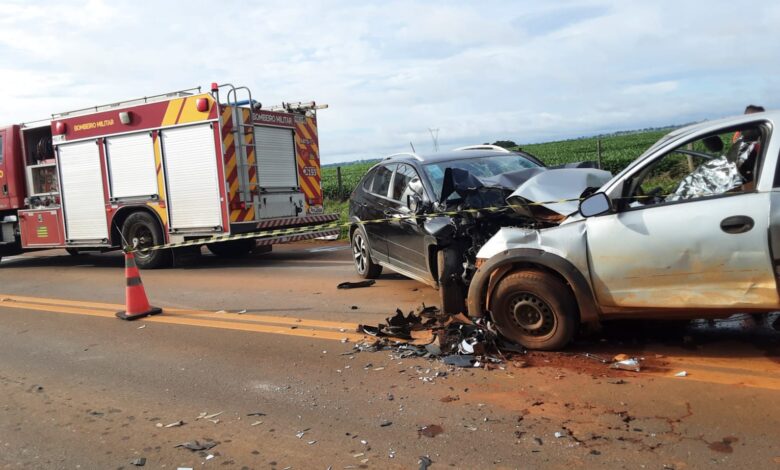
0, 294, 358, 330
0, 295, 366, 342
4, 295, 778, 390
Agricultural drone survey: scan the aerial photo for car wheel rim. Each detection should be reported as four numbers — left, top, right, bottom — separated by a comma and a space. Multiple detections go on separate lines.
130, 225, 154, 260
508, 293, 555, 337
353, 233, 367, 274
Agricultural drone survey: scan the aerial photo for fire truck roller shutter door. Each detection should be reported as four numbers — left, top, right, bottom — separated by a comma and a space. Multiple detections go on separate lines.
255, 126, 298, 189
106, 133, 157, 199
161, 124, 222, 231
58, 140, 110, 242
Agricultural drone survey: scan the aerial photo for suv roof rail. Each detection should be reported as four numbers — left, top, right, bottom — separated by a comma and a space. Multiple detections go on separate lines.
383, 152, 423, 161
453, 144, 512, 153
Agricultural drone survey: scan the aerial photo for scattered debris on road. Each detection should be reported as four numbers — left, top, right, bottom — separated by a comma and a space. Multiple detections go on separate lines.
156, 420, 185, 428
418, 424, 444, 438
247, 411, 266, 417
174, 440, 218, 451
196, 411, 223, 420
675, 371, 688, 377
130, 457, 146, 466
337, 280, 376, 289
354, 304, 519, 368
418, 455, 433, 470
611, 358, 641, 372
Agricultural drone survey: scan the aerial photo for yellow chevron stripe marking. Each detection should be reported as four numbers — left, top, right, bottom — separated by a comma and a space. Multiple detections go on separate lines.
223, 132, 234, 150
162, 99, 184, 126
178, 94, 212, 124
221, 105, 232, 122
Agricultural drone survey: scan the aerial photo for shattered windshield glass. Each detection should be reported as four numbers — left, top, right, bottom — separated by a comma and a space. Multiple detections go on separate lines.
424, 155, 541, 198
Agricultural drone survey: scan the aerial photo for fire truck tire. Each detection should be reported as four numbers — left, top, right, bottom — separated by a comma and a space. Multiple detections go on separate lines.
437, 248, 467, 315
121, 212, 172, 269
206, 239, 257, 258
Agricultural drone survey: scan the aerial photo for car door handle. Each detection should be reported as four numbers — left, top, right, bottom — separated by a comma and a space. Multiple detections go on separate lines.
720, 215, 754, 234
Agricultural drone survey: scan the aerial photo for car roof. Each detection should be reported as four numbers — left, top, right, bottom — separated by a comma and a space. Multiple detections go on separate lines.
380, 147, 532, 165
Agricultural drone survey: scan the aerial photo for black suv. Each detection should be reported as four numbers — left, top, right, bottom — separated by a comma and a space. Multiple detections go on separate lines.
348, 145, 545, 313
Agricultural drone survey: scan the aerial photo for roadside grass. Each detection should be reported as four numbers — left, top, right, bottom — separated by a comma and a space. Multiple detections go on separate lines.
323, 197, 351, 239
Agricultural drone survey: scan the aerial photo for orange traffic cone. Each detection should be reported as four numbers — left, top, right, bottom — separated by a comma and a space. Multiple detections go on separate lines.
116, 251, 162, 320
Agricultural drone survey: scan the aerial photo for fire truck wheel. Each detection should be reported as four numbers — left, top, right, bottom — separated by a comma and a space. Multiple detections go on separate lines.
206, 239, 257, 258
121, 212, 172, 269
437, 248, 467, 315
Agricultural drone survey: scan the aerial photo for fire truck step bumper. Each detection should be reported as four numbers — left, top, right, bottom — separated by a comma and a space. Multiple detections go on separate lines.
254, 228, 340, 246
230, 213, 340, 234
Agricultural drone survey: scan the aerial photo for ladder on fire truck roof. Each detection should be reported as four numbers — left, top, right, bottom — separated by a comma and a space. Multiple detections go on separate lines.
217, 84, 260, 209
51, 87, 202, 119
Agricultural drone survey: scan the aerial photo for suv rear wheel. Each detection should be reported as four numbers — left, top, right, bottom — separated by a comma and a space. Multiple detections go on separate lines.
491, 269, 578, 350
351, 227, 382, 279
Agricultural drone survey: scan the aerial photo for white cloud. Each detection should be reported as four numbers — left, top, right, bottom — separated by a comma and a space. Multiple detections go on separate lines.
0, 0, 779, 163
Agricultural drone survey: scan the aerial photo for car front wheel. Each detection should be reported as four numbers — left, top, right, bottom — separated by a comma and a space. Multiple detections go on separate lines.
351, 227, 382, 279
490, 269, 578, 350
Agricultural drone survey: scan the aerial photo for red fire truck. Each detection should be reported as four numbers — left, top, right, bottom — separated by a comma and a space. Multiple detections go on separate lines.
0, 82, 339, 268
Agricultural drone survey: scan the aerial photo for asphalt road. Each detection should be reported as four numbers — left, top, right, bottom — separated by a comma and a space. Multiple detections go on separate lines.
0, 242, 779, 469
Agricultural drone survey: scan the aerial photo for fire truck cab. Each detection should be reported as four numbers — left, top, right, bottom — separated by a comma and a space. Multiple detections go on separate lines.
0, 83, 338, 268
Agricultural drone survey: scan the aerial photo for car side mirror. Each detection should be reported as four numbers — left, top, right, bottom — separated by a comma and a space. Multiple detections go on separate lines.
407, 193, 424, 214
579, 192, 612, 217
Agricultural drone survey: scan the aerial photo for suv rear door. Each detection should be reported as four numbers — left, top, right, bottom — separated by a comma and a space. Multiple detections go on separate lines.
384, 163, 430, 281
358, 164, 395, 260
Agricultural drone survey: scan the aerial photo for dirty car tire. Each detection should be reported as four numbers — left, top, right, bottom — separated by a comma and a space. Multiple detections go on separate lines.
207, 239, 257, 258
491, 270, 577, 350
121, 212, 172, 269
351, 227, 382, 279
437, 248, 467, 314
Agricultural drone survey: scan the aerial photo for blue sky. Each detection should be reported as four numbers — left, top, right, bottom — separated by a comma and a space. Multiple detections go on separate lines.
1, 0, 778, 163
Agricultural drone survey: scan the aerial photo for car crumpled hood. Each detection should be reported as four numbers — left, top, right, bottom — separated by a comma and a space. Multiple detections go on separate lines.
506, 168, 613, 217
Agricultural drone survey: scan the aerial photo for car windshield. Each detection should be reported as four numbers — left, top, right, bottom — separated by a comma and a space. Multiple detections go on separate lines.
423, 154, 541, 198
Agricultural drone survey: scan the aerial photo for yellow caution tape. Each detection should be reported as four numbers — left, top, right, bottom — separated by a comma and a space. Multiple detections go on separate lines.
131, 193, 671, 253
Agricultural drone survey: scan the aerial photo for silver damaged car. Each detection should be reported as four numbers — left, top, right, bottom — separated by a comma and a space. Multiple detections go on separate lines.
468, 111, 780, 350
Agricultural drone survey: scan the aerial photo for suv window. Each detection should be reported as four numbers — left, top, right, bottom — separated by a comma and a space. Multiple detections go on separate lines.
390, 164, 421, 202
623, 124, 765, 209
371, 164, 394, 197
361, 167, 376, 191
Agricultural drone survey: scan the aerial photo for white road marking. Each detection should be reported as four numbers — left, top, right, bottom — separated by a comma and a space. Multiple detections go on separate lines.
307, 245, 349, 253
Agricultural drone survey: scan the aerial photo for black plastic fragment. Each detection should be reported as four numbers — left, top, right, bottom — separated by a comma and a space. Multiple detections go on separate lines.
337, 280, 376, 289
442, 354, 476, 367
418, 455, 433, 470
